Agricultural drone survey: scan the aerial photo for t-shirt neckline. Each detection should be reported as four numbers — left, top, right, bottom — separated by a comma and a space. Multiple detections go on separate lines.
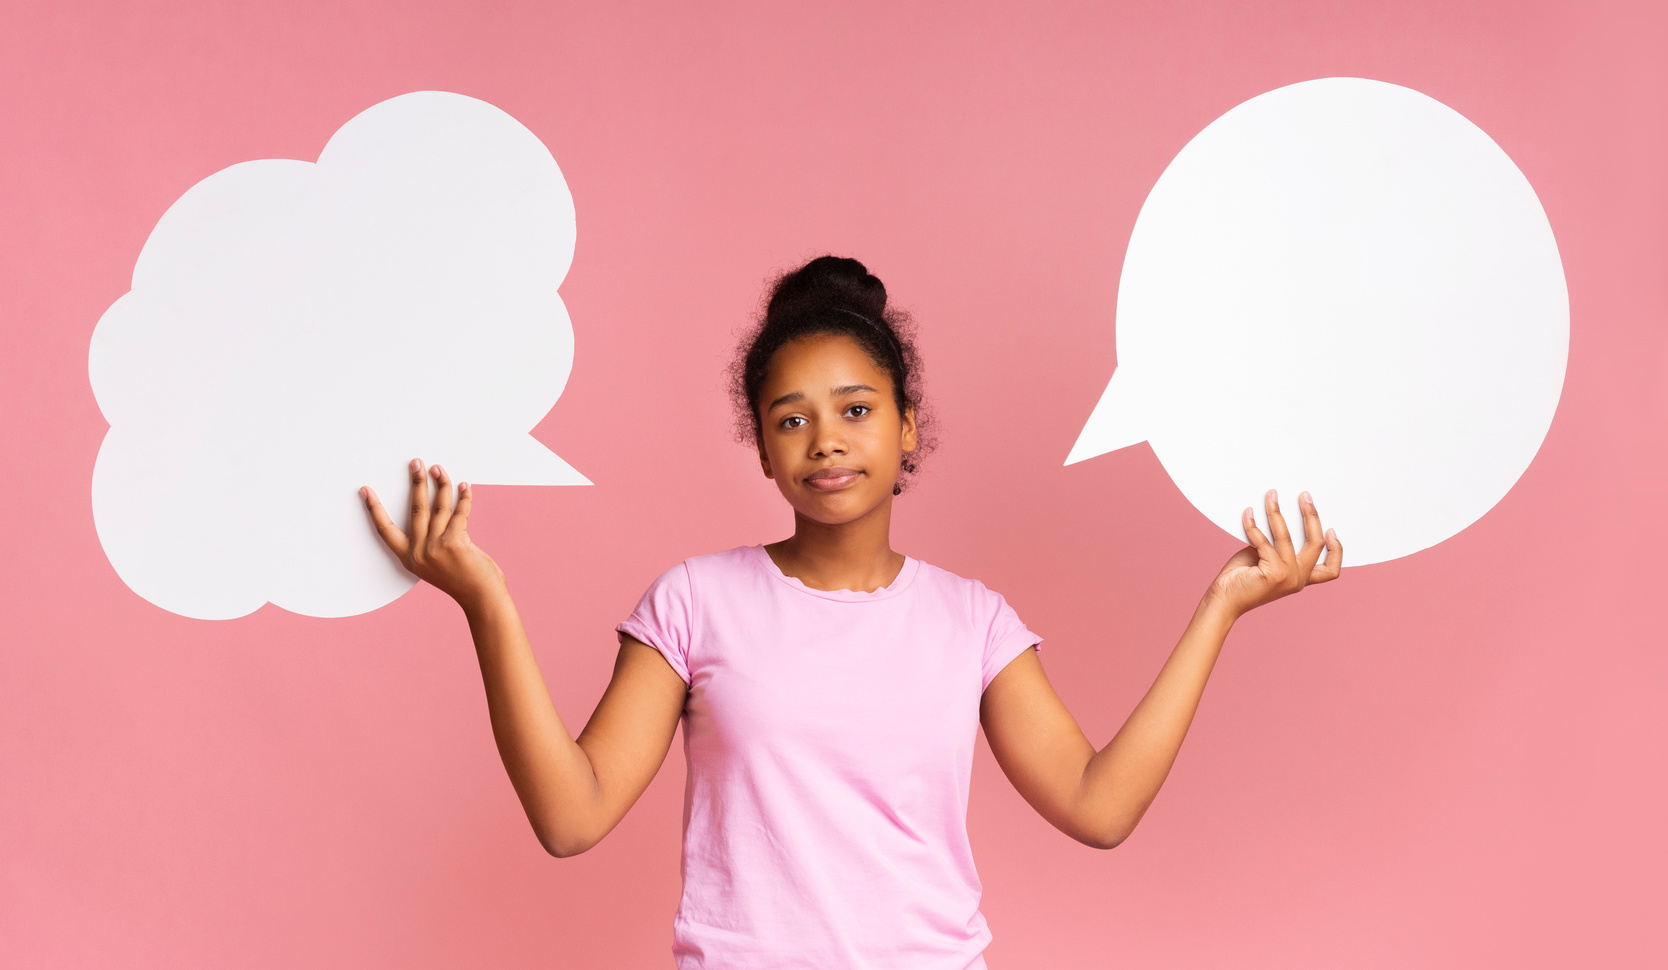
751, 544, 921, 602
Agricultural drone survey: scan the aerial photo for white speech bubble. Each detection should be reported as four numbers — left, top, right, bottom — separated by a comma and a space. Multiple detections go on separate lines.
89, 91, 587, 620
1067, 78, 1568, 565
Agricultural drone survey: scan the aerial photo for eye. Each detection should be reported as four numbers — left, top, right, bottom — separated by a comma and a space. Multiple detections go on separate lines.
845, 405, 871, 418
779, 415, 807, 429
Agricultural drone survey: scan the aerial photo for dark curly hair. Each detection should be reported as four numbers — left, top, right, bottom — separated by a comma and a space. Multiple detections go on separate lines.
729, 255, 936, 495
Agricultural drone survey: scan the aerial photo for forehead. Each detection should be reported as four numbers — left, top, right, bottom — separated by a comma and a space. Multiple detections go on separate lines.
760, 333, 894, 397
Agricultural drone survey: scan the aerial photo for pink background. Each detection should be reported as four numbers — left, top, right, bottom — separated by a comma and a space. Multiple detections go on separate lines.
3, 2, 1665, 967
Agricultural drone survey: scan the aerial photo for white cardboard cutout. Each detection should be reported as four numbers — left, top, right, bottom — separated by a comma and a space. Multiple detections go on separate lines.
1067, 78, 1568, 565
90, 91, 587, 620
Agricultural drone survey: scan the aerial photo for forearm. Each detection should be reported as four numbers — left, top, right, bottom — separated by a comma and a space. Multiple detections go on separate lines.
364, 466, 680, 856
461, 587, 604, 855
1075, 593, 1237, 845
985, 493, 1340, 850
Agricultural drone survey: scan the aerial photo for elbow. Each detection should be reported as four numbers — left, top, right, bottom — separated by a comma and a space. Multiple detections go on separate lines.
1078, 830, 1128, 851
533, 822, 600, 859
1070, 797, 1151, 850
539, 832, 595, 859
1074, 819, 1134, 851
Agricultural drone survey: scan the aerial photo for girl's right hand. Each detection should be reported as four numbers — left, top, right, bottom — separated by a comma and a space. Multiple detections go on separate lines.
361, 459, 507, 612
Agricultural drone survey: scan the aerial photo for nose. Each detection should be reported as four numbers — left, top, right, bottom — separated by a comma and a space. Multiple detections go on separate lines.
811, 425, 846, 459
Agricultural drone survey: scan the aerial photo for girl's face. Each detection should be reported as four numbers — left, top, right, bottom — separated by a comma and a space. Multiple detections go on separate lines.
756, 333, 918, 526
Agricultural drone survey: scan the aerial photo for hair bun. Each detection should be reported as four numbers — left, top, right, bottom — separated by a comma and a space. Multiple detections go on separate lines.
765, 255, 888, 324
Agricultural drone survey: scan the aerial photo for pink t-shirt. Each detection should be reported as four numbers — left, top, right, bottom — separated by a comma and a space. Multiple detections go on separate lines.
617, 544, 1042, 970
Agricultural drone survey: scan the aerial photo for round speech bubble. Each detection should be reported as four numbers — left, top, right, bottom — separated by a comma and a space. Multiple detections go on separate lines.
1066, 77, 1568, 565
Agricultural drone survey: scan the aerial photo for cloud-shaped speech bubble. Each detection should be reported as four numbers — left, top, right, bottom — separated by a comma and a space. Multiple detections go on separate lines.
89, 91, 587, 619
1067, 78, 1568, 565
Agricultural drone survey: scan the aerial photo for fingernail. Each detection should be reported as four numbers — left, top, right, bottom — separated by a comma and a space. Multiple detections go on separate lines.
460, 482, 469, 493
1301, 491, 1311, 504
410, 459, 420, 472
1270, 489, 1278, 504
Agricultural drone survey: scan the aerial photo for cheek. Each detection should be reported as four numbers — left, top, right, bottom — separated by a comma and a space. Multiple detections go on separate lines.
860, 424, 906, 466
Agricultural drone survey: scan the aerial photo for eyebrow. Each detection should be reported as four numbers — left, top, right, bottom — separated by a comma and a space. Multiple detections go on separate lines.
767, 384, 880, 412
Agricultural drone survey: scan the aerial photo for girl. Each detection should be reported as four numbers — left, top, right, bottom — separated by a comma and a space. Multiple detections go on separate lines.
360, 256, 1341, 969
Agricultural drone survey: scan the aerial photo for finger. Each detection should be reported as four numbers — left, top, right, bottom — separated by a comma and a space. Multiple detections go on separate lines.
407, 459, 431, 551
360, 486, 411, 558
428, 463, 454, 539
1242, 506, 1277, 561
1296, 491, 1325, 571
1308, 528, 1344, 583
1264, 489, 1296, 560
446, 480, 474, 539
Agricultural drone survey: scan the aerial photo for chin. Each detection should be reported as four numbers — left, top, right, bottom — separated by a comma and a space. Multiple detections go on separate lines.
794, 491, 885, 525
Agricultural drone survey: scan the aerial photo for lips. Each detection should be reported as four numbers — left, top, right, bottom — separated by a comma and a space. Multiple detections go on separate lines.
804, 466, 862, 491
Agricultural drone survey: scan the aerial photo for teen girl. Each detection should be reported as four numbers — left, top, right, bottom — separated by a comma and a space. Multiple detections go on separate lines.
359, 256, 1342, 969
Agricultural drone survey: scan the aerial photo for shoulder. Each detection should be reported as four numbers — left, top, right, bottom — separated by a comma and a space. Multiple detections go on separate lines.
911, 559, 1042, 682
909, 558, 1011, 612
634, 546, 770, 603
676, 545, 765, 585
636, 546, 759, 582
682, 545, 761, 570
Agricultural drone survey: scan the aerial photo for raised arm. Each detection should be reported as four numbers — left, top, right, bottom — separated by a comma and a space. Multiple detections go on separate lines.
980, 489, 1341, 849
362, 459, 687, 857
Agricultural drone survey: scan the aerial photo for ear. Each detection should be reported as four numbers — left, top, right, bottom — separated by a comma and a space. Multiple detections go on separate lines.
757, 437, 775, 480
900, 404, 919, 454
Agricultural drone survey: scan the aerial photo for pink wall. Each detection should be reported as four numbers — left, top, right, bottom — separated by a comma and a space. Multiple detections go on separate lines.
3, 2, 1664, 967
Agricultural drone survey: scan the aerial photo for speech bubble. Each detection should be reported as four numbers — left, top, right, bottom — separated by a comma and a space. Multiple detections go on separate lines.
1067, 78, 1568, 565
89, 91, 587, 620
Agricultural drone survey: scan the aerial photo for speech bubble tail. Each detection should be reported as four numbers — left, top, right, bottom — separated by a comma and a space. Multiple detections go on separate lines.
1065, 368, 1148, 466
457, 435, 590, 486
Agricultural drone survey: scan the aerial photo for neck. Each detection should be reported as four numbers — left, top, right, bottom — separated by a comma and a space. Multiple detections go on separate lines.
767, 496, 905, 593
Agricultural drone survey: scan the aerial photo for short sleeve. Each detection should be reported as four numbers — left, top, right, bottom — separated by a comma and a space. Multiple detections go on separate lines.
616, 562, 694, 685
980, 587, 1043, 692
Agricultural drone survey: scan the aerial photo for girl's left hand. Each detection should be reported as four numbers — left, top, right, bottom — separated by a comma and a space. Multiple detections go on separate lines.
1208, 489, 1343, 619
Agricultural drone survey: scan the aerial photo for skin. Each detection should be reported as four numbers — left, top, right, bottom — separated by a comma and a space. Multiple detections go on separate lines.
361, 332, 1342, 856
